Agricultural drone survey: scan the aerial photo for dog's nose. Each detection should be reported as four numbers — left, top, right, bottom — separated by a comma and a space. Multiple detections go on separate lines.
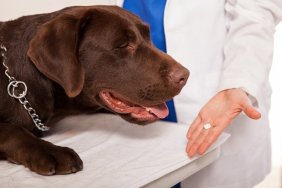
168, 67, 189, 88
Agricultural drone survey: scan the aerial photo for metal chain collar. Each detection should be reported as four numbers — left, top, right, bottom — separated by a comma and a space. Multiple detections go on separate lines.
0, 44, 49, 131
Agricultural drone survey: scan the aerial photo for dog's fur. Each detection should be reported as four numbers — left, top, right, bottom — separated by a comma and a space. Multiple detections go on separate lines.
0, 6, 189, 175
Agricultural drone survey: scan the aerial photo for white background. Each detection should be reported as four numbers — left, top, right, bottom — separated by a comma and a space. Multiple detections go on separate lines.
1, 1, 282, 186
269, 23, 282, 167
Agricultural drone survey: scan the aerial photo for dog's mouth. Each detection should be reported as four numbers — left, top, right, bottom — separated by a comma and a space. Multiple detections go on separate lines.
99, 90, 169, 121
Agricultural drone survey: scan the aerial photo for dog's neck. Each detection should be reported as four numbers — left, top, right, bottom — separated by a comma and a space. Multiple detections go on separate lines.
1, 44, 50, 131
0, 43, 100, 131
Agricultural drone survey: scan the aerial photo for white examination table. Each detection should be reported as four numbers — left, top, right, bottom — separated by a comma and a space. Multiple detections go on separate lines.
0, 114, 229, 188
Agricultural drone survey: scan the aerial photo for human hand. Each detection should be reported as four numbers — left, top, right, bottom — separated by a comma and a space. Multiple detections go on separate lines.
186, 88, 261, 157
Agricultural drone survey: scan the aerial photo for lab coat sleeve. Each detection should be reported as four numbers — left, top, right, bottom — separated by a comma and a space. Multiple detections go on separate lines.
218, 0, 282, 105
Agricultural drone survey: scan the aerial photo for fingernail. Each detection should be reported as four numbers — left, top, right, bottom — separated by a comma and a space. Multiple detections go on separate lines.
188, 135, 192, 140
188, 132, 191, 138
188, 146, 196, 158
198, 146, 207, 155
198, 149, 205, 155
187, 141, 194, 152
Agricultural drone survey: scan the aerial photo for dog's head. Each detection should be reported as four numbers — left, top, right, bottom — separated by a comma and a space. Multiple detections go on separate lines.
27, 6, 189, 124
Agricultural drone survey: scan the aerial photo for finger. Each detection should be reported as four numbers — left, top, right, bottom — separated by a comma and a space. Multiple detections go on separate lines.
187, 116, 201, 139
242, 102, 261, 120
197, 121, 228, 155
186, 138, 196, 154
187, 128, 210, 157
197, 128, 221, 155
186, 127, 207, 154
186, 122, 213, 155
187, 119, 214, 153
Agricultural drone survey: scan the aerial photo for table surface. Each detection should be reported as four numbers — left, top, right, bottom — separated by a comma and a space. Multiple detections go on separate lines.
0, 114, 229, 188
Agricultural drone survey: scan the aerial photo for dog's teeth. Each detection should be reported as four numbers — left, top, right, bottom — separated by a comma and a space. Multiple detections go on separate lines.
146, 108, 152, 113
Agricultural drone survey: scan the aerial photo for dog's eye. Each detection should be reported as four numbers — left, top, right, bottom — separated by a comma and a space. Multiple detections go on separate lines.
118, 42, 129, 49
116, 42, 134, 51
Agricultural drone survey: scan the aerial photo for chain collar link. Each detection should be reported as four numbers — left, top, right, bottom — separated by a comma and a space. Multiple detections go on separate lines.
0, 43, 49, 131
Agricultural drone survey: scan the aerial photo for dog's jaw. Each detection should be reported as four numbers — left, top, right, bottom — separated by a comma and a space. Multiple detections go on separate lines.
98, 90, 169, 124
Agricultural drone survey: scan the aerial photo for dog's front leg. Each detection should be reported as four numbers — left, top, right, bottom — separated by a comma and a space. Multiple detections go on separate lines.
0, 123, 83, 175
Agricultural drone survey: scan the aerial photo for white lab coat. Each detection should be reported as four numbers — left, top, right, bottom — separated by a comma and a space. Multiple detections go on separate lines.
1, 0, 281, 187
116, 0, 282, 188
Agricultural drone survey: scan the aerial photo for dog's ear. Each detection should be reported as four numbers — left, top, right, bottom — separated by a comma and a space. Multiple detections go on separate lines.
27, 11, 90, 98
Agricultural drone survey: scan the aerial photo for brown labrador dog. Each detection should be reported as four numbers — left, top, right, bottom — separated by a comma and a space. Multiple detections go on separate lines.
0, 6, 189, 175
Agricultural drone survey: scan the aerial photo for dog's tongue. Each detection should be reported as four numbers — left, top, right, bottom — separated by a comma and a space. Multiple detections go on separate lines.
145, 103, 169, 119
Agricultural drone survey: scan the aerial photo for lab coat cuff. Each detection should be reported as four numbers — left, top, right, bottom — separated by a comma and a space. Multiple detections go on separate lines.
217, 76, 262, 108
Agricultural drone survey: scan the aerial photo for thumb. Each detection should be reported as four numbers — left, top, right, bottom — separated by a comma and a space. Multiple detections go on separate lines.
242, 101, 261, 120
